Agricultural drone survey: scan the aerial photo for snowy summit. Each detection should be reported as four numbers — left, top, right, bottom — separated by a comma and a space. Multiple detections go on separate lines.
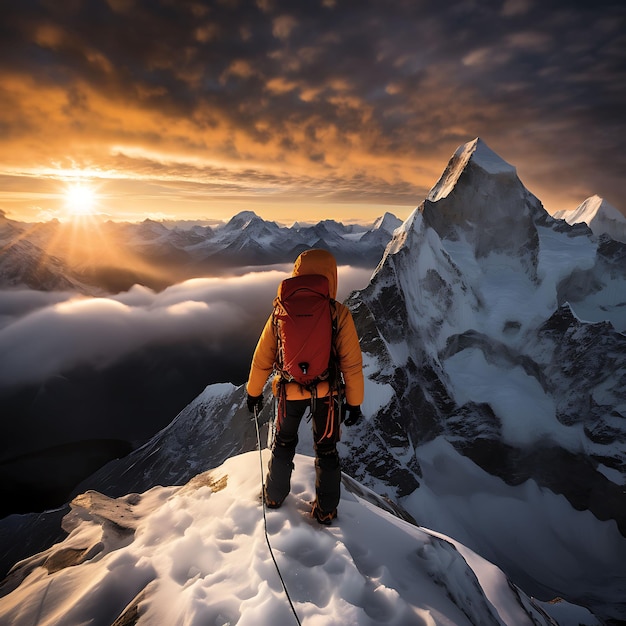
428, 137, 516, 202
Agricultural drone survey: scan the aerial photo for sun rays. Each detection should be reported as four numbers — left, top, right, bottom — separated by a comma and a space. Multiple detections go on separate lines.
0, 175, 153, 288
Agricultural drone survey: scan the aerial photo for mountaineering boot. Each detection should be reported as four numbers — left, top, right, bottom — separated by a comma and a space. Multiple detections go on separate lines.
311, 500, 337, 525
263, 487, 283, 509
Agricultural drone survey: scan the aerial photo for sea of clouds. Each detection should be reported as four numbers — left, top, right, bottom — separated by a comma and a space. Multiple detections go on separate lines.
0, 265, 373, 390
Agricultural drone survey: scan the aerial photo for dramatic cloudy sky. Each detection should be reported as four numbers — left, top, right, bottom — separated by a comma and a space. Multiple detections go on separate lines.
1, 0, 624, 223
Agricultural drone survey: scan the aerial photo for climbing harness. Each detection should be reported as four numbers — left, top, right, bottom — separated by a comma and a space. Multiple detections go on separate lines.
253, 404, 302, 626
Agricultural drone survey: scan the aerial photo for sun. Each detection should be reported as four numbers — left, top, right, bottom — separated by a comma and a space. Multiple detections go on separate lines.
64, 182, 98, 216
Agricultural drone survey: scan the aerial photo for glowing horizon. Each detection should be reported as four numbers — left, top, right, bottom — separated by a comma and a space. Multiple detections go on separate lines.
0, 148, 602, 226
0, 166, 420, 225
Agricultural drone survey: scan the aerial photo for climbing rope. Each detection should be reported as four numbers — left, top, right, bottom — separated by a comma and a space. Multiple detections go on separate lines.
253, 404, 302, 626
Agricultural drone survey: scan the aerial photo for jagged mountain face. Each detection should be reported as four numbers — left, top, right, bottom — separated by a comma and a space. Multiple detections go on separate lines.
339, 138, 626, 622
425, 139, 543, 274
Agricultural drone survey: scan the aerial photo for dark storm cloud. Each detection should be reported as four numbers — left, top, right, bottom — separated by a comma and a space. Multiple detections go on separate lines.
0, 0, 624, 213
0, 266, 372, 389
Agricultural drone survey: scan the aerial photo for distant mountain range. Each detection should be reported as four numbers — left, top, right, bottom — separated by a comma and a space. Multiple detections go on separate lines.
0, 210, 402, 293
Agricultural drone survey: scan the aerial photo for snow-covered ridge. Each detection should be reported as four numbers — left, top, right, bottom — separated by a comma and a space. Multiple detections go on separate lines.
554, 194, 623, 224
0, 451, 581, 626
371, 211, 403, 235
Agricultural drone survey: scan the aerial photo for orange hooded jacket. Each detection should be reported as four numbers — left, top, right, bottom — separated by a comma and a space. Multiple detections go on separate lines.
246, 249, 364, 405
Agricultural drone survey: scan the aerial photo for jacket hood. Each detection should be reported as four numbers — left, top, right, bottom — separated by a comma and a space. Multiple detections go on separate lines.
291, 248, 338, 299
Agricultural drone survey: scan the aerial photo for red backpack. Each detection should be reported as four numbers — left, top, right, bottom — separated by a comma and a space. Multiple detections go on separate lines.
273, 273, 335, 387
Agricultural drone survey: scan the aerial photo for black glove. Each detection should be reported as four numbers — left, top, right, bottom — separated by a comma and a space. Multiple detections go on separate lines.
343, 404, 362, 426
247, 393, 263, 414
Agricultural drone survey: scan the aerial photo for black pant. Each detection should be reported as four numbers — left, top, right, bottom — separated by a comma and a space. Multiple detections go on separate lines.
265, 397, 341, 512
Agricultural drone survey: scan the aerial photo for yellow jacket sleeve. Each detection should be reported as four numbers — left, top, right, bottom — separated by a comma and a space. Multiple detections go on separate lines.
335, 302, 364, 406
246, 313, 277, 397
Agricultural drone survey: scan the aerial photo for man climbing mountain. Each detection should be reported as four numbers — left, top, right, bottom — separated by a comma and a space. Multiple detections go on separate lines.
246, 248, 364, 524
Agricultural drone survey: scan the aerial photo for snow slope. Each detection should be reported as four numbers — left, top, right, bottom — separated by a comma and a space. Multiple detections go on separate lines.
0, 451, 591, 626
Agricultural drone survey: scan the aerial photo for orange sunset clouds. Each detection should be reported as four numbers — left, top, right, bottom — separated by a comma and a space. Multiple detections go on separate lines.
0, 0, 624, 223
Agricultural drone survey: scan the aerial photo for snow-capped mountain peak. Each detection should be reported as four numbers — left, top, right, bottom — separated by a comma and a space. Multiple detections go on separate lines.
428, 137, 517, 203
222, 210, 266, 231
414, 138, 545, 272
553, 195, 626, 243
557, 194, 623, 223
344, 138, 626, 623
372, 211, 403, 235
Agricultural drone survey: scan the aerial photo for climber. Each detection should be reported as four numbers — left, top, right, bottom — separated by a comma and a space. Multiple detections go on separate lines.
246, 249, 364, 524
